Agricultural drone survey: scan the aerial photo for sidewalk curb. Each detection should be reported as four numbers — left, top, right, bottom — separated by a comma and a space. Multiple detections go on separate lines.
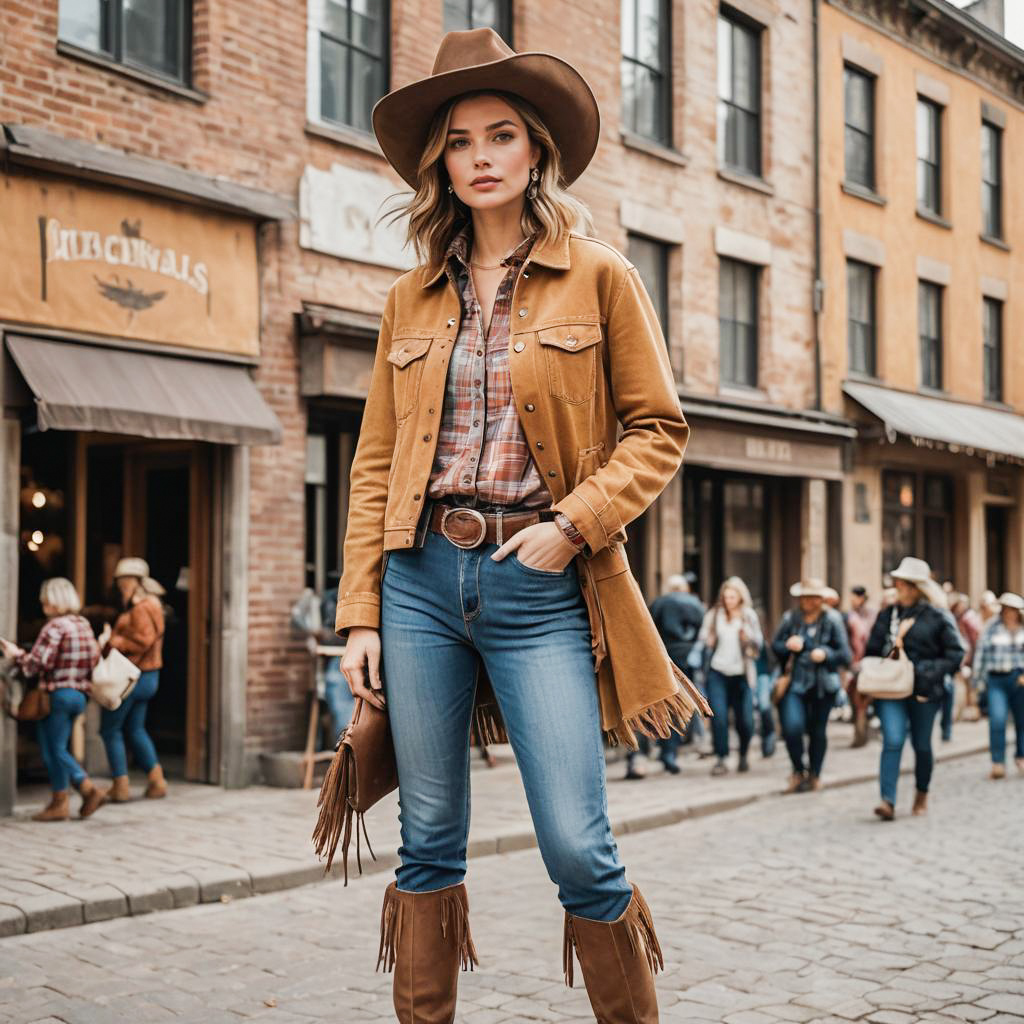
0, 742, 988, 938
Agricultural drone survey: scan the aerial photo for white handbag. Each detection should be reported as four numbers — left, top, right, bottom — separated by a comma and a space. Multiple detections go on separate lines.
91, 648, 142, 711
858, 614, 915, 700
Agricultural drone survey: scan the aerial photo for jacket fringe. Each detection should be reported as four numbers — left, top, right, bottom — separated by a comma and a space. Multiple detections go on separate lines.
376, 883, 479, 974
311, 744, 376, 884
608, 669, 713, 749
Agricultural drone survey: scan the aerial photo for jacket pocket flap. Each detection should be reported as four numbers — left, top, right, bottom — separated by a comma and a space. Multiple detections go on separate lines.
387, 335, 433, 368
537, 324, 603, 352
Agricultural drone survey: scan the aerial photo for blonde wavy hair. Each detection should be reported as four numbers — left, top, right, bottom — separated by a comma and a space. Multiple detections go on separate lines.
40, 577, 82, 616
382, 90, 594, 270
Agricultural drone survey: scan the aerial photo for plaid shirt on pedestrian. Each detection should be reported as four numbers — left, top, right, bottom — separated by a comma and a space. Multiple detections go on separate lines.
974, 618, 1024, 681
427, 225, 552, 510
16, 614, 98, 692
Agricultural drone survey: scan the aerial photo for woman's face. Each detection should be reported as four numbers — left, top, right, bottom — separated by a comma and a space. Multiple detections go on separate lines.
894, 579, 919, 607
41, 600, 57, 618
1002, 606, 1022, 629
116, 577, 138, 604
443, 94, 540, 214
799, 595, 823, 618
721, 586, 741, 613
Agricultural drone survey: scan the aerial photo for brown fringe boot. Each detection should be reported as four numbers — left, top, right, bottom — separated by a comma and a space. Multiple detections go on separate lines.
563, 885, 663, 1023
377, 881, 478, 1024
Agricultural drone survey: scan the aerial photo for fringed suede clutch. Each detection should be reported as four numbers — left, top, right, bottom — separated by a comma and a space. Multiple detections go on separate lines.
312, 697, 398, 884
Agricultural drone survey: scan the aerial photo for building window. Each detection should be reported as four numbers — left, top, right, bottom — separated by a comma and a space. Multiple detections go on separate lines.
443, 0, 512, 40
719, 258, 758, 387
621, 0, 671, 144
312, 0, 389, 133
918, 281, 942, 390
983, 297, 1003, 403
847, 260, 876, 377
916, 97, 942, 215
843, 65, 875, 191
717, 10, 761, 176
982, 120, 1003, 240
882, 472, 952, 585
628, 234, 670, 338
58, 0, 191, 83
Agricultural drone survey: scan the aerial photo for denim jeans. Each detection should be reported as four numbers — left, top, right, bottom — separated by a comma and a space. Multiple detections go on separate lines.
706, 670, 754, 759
986, 671, 1024, 764
380, 529, 632, 922
755, 673, 777, 755
877, 696, 940, 804
940, 677, 954, 741
778, 688, 835, 777
324, 656, 355, 741
36, 688, 88, 792
99, 670, 160, 777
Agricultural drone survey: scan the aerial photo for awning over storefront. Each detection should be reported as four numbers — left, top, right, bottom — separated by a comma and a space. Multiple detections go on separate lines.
844, 380, 1024, 464
6, 335, 282, 445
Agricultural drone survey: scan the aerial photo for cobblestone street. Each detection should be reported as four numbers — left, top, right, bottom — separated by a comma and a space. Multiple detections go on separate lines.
1, 752, 1022, 1024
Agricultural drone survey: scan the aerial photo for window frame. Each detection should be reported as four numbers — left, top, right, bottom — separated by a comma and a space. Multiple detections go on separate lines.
916, 96, 943, 216
983, 296, 1004, 403
846, 259, 877, 379
918, 280, 943, 391
843, 64, 876, 192
620, 0, 672, 146
717, 7, 763, 177
981, 119, 1003, 240
718, 257, 760, 389
442, 0, 513, 42
881, 470, 953, 585
627, 233, 670, 340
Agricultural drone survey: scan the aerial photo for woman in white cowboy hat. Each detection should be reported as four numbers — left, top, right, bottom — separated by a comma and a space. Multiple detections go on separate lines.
974, 591, 1024, 779
335, 26, 707, 1024
770, 579, 852, 794
97, 557, 168, 802
865, 557, 965, 820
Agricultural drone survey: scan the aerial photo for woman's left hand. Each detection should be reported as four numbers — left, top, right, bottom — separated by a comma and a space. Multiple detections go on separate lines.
0, 638, 20, 660
491, 521, 578, 573
809, 648, 827, 664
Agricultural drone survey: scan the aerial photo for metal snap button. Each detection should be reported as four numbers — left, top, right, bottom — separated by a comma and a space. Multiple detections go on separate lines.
547, 470, 557, 477
447, 318, 456, 327
565, 336, 578, 348
518, 308, 528, 318
525, 403, 535, 412
513, 341, 525, 353
423, 434, 432, 441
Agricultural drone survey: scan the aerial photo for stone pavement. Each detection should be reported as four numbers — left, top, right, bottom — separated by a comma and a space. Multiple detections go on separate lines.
0, 751, 1021, 1023
0, 719, 989, 937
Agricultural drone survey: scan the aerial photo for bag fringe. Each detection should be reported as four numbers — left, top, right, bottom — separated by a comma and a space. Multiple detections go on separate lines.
311, 743, 378, 884
474, 702, 509, 746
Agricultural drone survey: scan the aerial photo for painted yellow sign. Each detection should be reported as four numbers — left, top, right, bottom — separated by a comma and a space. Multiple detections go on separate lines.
1, 173, 260, 357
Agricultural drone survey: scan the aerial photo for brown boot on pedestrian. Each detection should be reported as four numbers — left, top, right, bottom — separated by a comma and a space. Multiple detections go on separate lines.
803, 774, 822, 792
874, 800, 895, 821
990, 763, 1006, 780
377, 881, 478, 1024
144, 764, 168, 799
104, 775, 133, 803
31, 790, 70, 822
784, 772, 806, 794
76, 778, 104, 818
912, 791, 928, 816
851, 709, 868, 748
564, 885, 662, 1024
1016, 758, 1024, 776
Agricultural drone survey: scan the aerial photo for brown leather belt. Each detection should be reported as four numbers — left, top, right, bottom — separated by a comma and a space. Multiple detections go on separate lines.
428, 501, 554, 549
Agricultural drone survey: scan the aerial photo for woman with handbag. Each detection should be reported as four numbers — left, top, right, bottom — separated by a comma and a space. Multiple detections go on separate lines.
0, 578, 104, 821
864, 557, 965, 821
697, 577, 763, 777
972, 591, 1024, 780
332, 27, 707, 1024
770, 579, 852, 795
97, 558, 167, 802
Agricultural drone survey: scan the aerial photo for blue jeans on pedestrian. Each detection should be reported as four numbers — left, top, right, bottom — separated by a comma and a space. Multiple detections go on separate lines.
706, 669, 754, 759
778, 688, 835, 778
36, 688, 88, 792
755, 673, 777, 756
986, 671, 1024, 764
324, 655, 355, 741
940, 677, 954, 741
99, 670, 160, 777
877, 696, 940, 804
380, 529, 633, 922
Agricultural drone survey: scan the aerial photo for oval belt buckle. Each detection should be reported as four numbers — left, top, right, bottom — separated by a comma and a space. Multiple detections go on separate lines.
440, 507, 488, 549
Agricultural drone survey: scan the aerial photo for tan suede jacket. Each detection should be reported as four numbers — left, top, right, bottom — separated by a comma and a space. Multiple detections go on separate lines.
336, 230, 708, 745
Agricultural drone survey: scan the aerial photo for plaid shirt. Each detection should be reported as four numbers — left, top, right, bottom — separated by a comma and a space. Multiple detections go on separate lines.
17, 614, 98, 692
427, 225, 551, 510
975, 619, 1024, 680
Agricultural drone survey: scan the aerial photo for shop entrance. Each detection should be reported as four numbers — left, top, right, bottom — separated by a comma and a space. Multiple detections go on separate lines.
985, 504, 1008, 597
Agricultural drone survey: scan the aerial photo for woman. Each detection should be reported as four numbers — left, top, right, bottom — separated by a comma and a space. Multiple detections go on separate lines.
865, 557, 965, 820
697, 577, 762, 776
336, 28, 707, 1024
771, 579, 852, 794
974, 591, 1024, 780
0, 579, 104, 821
98, 558, 167, 802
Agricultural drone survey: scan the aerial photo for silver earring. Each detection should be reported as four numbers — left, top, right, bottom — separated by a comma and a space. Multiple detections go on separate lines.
527, 167, 539, 200
447, 183, 454, 194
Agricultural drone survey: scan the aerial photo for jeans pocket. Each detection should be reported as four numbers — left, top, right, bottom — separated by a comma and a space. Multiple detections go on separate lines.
511, 552, 570, 578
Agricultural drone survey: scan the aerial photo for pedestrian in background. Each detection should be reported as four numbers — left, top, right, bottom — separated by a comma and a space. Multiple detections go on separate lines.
625, 574, 705, 778
772, 579, 852, 794
950, 592, 982, 722
0, 578, 104, 821
753, 644, 777, 758
974, 592, 1024, 780
698, 577, 763, 777
98, 558, 167, 802
846, 584, 877, 747
867, 558, 965, 821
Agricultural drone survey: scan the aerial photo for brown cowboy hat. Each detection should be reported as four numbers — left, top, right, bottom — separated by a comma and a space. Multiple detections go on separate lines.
371, 28, 600, 190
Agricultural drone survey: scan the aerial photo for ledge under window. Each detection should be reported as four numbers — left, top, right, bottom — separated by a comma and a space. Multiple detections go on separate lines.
56, 40, 206, 103
841, 181, 886, 206
305, 120, 384, 158
980, 233, 1010, 252
718, 383, 768, 403
916, 206, 952, 230
717, 167, 774, 196
619, 130, 689, 168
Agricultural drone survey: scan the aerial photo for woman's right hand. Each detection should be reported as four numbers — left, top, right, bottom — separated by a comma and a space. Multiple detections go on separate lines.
786, 635, 805, 653
341, 627, 386, 710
